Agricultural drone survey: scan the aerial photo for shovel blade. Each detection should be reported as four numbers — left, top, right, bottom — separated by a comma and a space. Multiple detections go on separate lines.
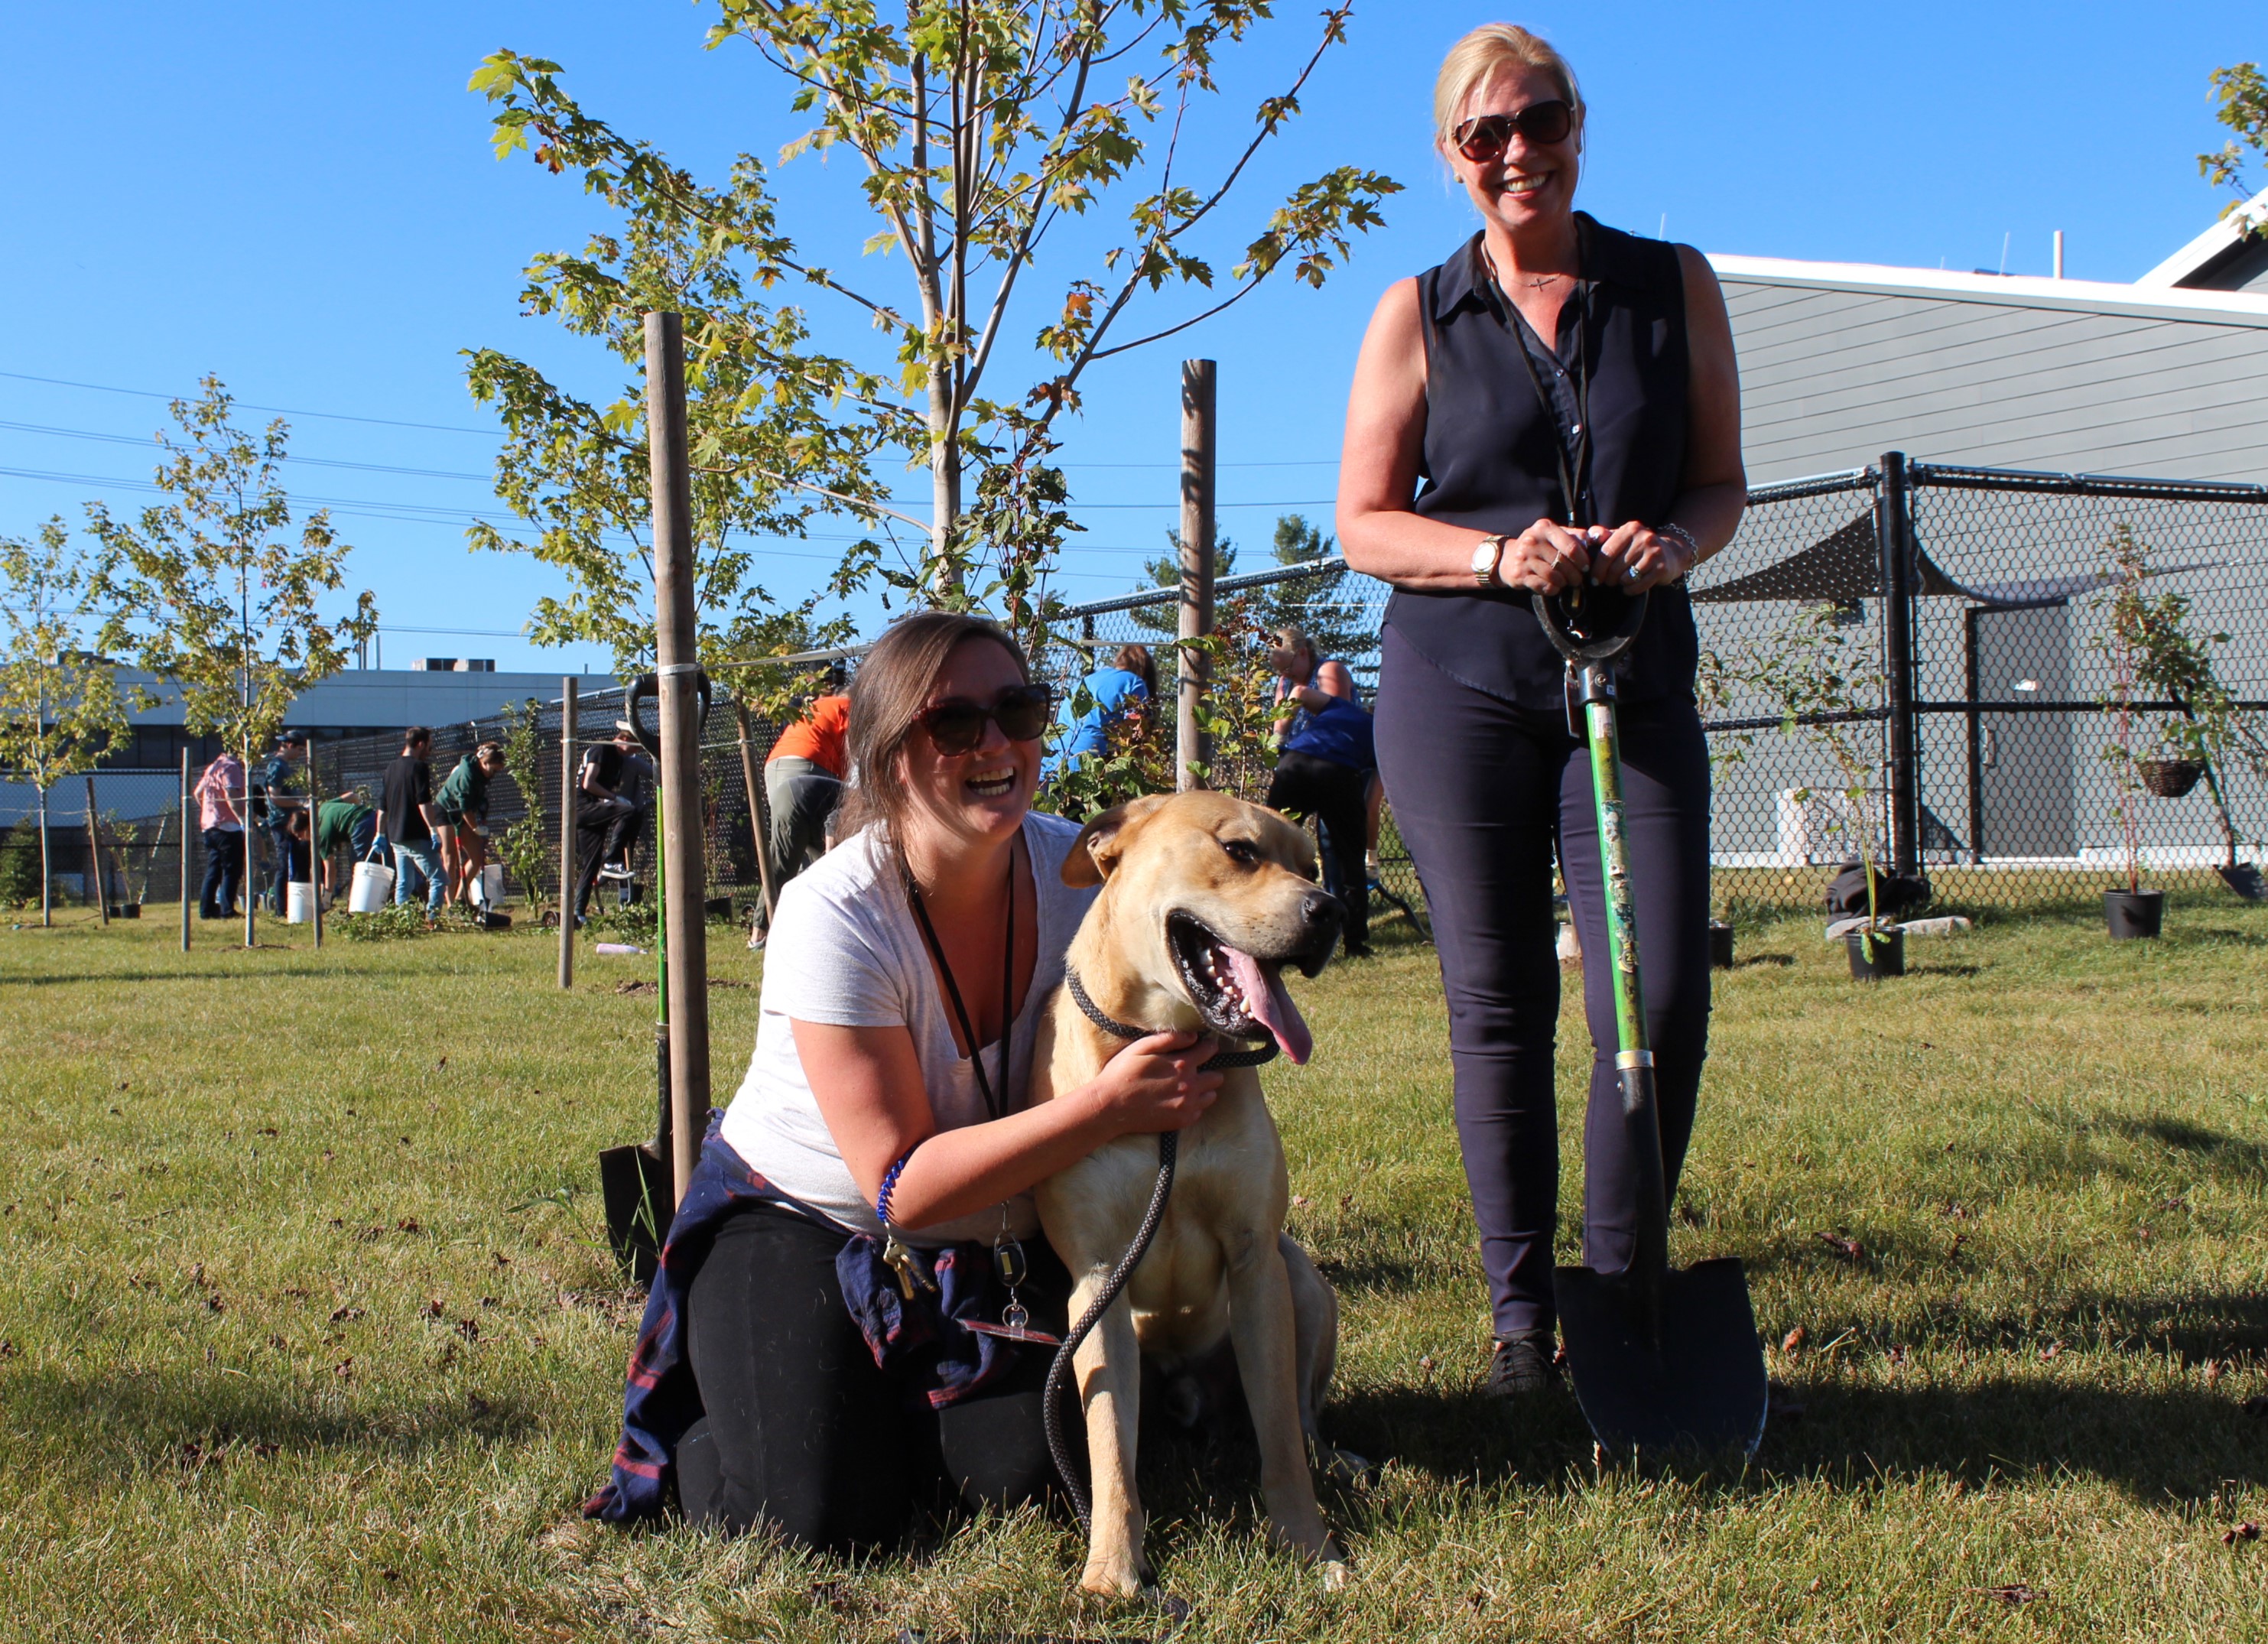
1555, 1256, 1768, 1457
599, 1142, 672, 1290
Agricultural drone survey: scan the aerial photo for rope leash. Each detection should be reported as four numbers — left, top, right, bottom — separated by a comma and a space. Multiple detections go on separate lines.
1043, 968, 1278, 1530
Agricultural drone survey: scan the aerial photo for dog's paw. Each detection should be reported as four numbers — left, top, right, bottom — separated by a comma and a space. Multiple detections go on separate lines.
1079, 1560, 1149, 1600
1319, 1556, 1352, 1592
1318, 1444, 1373, 1486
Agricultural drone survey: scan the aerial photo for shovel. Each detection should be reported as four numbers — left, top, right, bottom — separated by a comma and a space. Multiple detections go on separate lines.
1534, 578, 1769, 1459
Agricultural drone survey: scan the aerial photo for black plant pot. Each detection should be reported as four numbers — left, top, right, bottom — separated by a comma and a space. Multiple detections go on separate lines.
2104, 888, 2164, 940
1845, 927, 1905, 980
1708, 921, 1735, 969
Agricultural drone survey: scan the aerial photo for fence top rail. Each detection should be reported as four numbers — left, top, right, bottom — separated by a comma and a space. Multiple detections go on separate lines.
1906, 462, 2268, 503
1743, 466, 1878, 506
1057, 553, 1360, 620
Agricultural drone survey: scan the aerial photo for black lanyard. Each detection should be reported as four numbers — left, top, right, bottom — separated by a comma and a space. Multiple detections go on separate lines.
1482, 241, 1594, 528
906, 838, 1017, 1122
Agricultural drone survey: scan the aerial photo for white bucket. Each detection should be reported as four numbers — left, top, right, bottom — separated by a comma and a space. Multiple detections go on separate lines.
349, 857, 394, 914
286, 881, 314, 924
474, 863, 506, 909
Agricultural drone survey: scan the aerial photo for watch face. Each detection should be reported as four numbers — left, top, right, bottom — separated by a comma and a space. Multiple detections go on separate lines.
1471, 540, 1498, 575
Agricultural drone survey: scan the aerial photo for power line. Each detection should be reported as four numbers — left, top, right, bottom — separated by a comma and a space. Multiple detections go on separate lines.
2, 366, 1340, 470
0, 369, 504, 437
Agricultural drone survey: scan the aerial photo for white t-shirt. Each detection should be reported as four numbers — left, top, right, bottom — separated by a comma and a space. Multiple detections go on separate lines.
720, 811, 1096, 1246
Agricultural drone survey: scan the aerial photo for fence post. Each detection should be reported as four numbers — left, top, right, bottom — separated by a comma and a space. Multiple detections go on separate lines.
647, 310, 710, 1207
1876, 451, 1922, 876
180, 750, 192, 952
1177, 359, 1217, 791
558, 676, 577, 989
1963, 606, 1985, 865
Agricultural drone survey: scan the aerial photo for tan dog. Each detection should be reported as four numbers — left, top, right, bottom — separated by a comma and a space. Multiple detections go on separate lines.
1033, 791, 1350, 1596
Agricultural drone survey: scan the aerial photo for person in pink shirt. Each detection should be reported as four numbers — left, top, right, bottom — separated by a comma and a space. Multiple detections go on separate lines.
192, 752, 247, 919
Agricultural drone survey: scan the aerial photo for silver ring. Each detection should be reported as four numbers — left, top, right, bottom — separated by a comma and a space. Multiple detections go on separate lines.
1625, 564, 1639, 581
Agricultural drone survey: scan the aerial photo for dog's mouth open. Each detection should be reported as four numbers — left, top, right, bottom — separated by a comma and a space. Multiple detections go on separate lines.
1166, 911, 1315, 1066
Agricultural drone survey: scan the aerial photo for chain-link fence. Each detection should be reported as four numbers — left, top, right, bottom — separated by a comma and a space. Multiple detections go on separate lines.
16, 457, 2263, 932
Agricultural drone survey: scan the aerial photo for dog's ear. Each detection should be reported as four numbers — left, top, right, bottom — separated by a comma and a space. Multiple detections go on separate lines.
1064, 794, 1172, 887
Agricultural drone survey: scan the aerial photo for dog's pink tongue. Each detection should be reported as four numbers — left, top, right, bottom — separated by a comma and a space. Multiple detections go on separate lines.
1222, 947, 1312, 1066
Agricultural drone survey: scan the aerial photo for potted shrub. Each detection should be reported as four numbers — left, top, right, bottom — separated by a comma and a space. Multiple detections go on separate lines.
2091, 525, 2268, 937
1730, 602, 1909, 980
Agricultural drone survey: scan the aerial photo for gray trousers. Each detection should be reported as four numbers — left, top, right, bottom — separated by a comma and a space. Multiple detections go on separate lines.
765, 758, 843, 882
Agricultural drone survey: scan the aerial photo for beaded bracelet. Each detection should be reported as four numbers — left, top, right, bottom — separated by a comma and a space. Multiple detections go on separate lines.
876, 1151, 915, 1228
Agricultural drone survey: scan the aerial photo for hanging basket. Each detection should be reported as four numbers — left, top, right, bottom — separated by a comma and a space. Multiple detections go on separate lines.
2139, 758, 2204, 799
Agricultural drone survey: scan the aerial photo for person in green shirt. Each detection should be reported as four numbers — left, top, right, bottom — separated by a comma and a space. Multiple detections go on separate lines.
434, 742, 507, 908
315, 797, 378, 898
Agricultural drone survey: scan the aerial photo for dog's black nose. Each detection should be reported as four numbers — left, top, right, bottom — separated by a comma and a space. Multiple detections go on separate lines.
1302, 890, 1344, 936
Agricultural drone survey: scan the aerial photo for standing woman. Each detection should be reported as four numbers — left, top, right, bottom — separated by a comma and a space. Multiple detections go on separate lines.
1336, 25, 1744, 1394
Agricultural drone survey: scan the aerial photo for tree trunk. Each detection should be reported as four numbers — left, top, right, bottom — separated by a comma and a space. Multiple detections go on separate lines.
37, 782, 50, 928
243, 735, 257, 949
928, 380, 960, 599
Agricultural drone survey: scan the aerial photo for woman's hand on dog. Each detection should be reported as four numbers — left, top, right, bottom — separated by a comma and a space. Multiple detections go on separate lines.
1082, 1030, 1225, 1134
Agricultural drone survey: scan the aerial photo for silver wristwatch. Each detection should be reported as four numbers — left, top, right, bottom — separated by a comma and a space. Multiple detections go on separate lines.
1471, 534, 1509, 587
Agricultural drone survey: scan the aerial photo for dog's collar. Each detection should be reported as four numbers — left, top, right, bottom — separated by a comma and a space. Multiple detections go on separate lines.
1064, 967, 1279, 1069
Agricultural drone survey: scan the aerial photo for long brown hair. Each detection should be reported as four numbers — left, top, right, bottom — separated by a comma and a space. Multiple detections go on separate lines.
836, 610, 1030, 852
1112, 642, 1157, 701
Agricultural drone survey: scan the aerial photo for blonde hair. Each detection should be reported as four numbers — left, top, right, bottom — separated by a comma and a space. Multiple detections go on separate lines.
1433, 24, 1584, 145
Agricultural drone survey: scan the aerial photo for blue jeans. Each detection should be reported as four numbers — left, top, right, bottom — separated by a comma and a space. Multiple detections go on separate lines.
385, 837, 446, 911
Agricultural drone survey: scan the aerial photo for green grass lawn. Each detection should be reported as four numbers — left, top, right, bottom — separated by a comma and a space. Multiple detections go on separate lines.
3, 899, 2266, 1642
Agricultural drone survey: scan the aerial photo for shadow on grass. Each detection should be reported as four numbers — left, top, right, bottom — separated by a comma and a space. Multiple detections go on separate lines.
1321, 1372, 2266, 1505
7, 1363, 539, 1473
2109, 1116, 2268, 1174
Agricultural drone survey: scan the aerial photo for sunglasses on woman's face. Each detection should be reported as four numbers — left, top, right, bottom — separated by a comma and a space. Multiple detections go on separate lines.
918, 683, 1053, 756
1454, 99, 1574, 161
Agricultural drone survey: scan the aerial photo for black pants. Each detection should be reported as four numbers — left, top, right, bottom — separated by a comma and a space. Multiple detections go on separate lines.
572, 805, 637, 919
1374, 625, 1712, 1340
682, 1202, 1071, 1555
1264, 750, 1370, 954
199, 827, 243, 918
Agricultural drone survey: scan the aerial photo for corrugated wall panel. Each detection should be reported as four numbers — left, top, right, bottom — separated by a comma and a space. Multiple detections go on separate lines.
1725, 280, 2268, 483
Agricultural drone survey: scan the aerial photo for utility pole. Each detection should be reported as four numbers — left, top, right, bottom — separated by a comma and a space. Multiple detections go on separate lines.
1176, 359, 1217, 791
646, 311, 710, 1207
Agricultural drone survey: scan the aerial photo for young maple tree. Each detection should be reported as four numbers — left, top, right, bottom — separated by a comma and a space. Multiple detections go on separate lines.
0, 518, 127, 927
89, 378, 377, 947
466, 1, 1397, 666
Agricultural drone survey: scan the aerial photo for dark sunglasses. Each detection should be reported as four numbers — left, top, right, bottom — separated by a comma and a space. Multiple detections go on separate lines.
918, 683, 1053, 755
1454, 99, 1574, 161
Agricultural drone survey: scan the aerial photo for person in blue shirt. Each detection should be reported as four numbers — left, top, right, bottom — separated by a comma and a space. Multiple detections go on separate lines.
1265, 655, 1375, 957
1041, 643, 1155, 779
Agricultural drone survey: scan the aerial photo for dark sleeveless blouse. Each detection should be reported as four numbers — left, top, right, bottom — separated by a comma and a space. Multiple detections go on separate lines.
1385, 213, 1698, 710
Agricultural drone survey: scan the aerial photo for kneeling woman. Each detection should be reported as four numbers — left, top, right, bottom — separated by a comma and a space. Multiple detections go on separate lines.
590, 611, 1225, 1553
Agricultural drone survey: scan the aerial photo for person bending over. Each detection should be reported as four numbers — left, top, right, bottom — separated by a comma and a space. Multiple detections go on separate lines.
1040, 642, 1155, 789
315, 794, 378, 900
434, 742, 507, 908
1336, 24, 1744, 1395
1264, 659, 1376, 958
588, 611, 1223, 1555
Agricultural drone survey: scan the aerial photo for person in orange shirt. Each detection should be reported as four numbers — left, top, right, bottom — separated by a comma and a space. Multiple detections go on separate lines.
766, 693, 850, 882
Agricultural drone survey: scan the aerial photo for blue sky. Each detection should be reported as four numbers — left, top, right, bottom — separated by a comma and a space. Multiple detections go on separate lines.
2, 2, 2260, 674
